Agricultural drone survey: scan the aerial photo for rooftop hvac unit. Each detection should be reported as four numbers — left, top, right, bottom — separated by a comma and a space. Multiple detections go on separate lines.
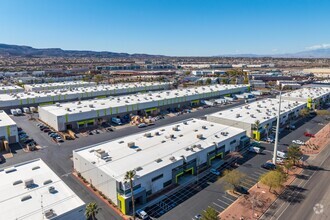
135, 166, 143, 171
94, 149, 108, 159
196, 144, 202, 149
127, 142, 135, 148
65, 107, 70, 111
154, 131, 160, 136
197, 134, 203, 139
185, 147, 190, 151
202, 125, 207, 129
236, 114, 240, 118
24, 179, 34, 188
172, 126, 179, 131
169, 156, 176, 161
55, 102, 60, 107
48, 186, 56, 193
155, 158, 162, 163
44, 209, 56, 218
183, 121, 188, 125
144, 133, 152, 137
169, 134, 174, 139
135, 148, 142, 152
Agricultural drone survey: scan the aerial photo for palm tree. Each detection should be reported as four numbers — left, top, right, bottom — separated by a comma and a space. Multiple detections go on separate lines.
254, 120, 260, 131
85, 202, 101, 220
124, 170, 136, 219
264, 124, 269, 140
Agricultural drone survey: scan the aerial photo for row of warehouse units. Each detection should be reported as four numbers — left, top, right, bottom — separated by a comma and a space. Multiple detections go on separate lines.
38, 84, 249, 131
71, 86, 330, 215
0, 84, 24, 94
0, 158, 85, 220
23, 80, 96, 91
0, 82, 172, 110
73, 118, 249, 215
279, 87, 330, 109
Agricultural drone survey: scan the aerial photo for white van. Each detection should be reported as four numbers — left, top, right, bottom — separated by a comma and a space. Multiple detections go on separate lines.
277, 151, 288, 159
111, 117, 122, 125
249, 146, 262, 154
10, 109, 18, 116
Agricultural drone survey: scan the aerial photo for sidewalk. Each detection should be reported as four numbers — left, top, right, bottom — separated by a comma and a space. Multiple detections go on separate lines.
301, 122, 330, 154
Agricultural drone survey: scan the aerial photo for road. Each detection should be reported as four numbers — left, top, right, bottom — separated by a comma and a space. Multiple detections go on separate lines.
260, 138, 330, 220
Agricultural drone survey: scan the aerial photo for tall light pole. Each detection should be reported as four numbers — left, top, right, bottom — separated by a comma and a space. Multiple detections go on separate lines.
272, 91, 282, 164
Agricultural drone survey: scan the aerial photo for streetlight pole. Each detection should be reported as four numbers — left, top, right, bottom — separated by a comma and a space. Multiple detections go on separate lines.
272, 91, 282, 164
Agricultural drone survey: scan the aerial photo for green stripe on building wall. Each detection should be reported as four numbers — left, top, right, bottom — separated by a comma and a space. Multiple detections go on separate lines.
6, 126, 10, 136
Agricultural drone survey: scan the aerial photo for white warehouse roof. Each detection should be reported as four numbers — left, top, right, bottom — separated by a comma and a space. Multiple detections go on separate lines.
73, 118, 246, 182
0, 159, 85, 220
0, 82, 171, 108
0, 110, 16, 126
281, 87, 330, 101
40, 84, 248, 117
24, 81, 96, 91
0, 84, 24, 94
208, 98, 306, 125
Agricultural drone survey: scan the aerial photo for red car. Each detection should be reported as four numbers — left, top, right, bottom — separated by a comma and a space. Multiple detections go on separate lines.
304, 132, 315, 137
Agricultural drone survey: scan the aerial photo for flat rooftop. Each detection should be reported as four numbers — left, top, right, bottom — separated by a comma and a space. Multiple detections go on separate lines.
25, 81, 95, 89
74, 118, 245, 182
0, 110, 16, 126
281, 87, 330, 100
40, 85, 247, 116
0, 159, 84, 220
0, 84, 23, 91
0, 82, 170, 101
208, 98, 306, 125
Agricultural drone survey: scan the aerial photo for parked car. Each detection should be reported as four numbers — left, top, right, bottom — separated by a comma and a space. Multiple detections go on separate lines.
18, 131, 26, 135
136, 209, 149, 220
277, 151, 288, 159
19, 134, 28, 139
234, 186, 249, 194
267, 137, 275, 143
194, 214, 202, 220
55, 136, 63, 142
276, 158, 284, 164
24, 139, 35, 144
261, 162, 276, 170
43, 129, 51, 133
248, 146, 262, 154
304, 132, 315, 137
210, 168, 221, 176
138, 123, 147, 128
292, 140, 304, 145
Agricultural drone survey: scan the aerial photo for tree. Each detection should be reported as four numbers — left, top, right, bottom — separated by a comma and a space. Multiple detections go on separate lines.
299, 108, 310, 118
287, 145, 303, 165
254, 120, 261, 131
316, 110, 330, 116
283, 159, 294, 174
94, 74, 104, 85
259, 170, 287, 193
85, 202, 101, 220
205, 78, 212, 85
124, 170, 136, 219
223, 169, 246, 193
201, 207, 219, 220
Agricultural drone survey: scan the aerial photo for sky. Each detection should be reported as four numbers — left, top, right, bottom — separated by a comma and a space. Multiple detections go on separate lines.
0, 0, 330, 56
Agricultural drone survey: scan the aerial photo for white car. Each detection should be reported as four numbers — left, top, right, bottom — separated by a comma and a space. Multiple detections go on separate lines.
210, 168, 220, 176
276, 158, 284, 164
138, 123, 147, 128
292, 140, 304, 145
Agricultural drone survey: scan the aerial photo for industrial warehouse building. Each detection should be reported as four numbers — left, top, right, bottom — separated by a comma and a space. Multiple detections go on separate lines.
73, 118, 249, 214
39, 85, 248, 131
207, 98, 306, 140
23, 81, 96, 91
0, 158, 85, 220
0, 110, 18, 144
0, 82, 171, 110
0, 84, 24, 94
279, 87, 330, 109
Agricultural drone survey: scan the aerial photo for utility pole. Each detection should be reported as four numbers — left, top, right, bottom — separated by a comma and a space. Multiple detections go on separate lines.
272, 91, 282, 164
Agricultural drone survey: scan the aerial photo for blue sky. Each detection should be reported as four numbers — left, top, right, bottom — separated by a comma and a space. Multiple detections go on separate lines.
0, 0, 329, 56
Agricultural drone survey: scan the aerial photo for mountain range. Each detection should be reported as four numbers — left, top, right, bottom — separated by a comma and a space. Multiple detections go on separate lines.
1, 43, 330, 58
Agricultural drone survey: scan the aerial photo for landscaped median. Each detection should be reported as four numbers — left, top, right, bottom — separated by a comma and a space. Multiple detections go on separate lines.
219, 166, 303, 220
219, 122, 330, 220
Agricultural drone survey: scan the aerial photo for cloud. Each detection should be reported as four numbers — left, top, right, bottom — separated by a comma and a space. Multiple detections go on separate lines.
306, 44, 330, 50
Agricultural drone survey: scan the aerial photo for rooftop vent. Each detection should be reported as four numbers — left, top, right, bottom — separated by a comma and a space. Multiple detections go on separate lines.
21, 195, 32, 202
154, 131, 160, 136
169, 156, 176, 161
172, 126, 179, 131
48, 186, 56, 193
144, 132, 152, 137
13, 180, 23, 186
43, 179, 53, 185
155, 158, 163, 163
135, 166, 143, 171
202, 125, 207, 129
